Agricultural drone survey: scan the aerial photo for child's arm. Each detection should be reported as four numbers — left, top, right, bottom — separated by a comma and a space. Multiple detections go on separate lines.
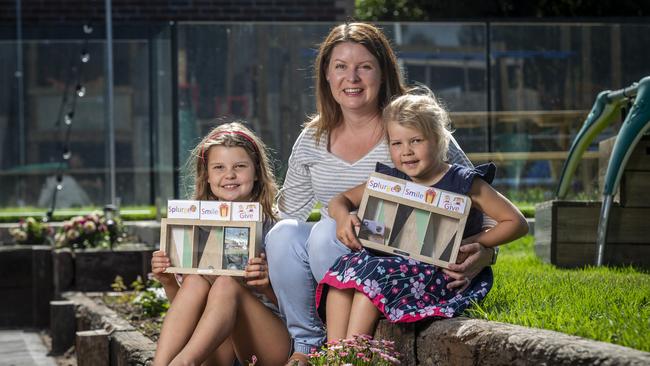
245, 253, 278, 305
328, 182, 366, 251
151, 250, 180, 302
468, 179, 529, 247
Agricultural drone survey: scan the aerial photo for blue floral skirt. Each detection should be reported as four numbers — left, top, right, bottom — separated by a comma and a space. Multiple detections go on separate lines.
316, 249, 493, 323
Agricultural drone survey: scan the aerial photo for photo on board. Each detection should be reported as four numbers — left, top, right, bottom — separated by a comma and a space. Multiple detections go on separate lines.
222, 227, 249, 271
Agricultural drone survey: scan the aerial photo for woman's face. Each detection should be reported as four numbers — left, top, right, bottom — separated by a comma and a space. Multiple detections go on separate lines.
326, 42, 382, 114
206, 145, 257, 202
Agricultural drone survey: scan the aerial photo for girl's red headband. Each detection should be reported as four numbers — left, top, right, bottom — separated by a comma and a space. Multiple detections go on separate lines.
200, 130, 259, 161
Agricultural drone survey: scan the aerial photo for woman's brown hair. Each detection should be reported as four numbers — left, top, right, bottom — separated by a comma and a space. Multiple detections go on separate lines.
307, 22, 407, 142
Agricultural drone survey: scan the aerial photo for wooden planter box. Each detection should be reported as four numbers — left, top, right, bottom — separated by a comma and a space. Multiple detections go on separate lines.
534, 200, 650, 268
598, 135, 650, 208
0, 245, 53, 327
53, 245, 154, 294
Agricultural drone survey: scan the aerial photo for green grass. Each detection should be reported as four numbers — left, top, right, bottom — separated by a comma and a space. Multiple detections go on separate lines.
0, 206, 158, 222
466, 235, 650, 352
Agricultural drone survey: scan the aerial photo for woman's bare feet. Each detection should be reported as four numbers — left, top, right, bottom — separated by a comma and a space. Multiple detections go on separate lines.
286, 352, 309, 366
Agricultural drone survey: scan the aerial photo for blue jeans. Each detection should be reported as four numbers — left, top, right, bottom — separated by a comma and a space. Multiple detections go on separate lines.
265, 216, 351, 354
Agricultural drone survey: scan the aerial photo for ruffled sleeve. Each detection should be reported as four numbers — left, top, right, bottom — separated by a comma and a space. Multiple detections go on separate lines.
456, 162, 497, 195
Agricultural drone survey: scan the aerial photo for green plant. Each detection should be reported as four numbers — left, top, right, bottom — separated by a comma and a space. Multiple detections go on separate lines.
308, 335, 401, 365
111, 275, 128, 292
9, 217, 53, 245
54, 211, 124, 250
109, 275, 169, 319
133, 282, 169, 318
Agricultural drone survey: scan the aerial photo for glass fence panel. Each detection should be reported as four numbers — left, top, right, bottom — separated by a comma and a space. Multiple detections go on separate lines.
176, 22, 488, 198
0, 37, 169, 209
486, 23, 650, 198
1, 22, 648, 210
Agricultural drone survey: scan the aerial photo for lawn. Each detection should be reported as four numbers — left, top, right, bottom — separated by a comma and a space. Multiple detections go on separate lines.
0, 205, 158, 222
467, 235, 650, 352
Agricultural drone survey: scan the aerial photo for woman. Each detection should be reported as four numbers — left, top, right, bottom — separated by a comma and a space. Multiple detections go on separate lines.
265, 22, 496, 365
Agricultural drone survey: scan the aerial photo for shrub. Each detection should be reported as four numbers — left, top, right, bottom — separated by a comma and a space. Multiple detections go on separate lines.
9, 217, 53, 245
55, 211, 124, 249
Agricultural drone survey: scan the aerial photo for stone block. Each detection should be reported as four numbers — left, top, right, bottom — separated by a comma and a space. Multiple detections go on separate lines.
110, 330, 156, 366
416, 317, 650, 366
76, 329, 109, 366
374, 320, 416, 366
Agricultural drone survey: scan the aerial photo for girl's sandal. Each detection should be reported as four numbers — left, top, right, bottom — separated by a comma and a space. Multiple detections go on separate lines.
286, 352, 309, 366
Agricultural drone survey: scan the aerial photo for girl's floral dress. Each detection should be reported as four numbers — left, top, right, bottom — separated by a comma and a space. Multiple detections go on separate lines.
316, 162, 496, 323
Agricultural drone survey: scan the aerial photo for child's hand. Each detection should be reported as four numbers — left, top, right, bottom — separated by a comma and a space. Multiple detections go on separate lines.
335, 213, 363, 251
443, 242, 492, 292
151, 250, 175, 284
244, 253, 271, 291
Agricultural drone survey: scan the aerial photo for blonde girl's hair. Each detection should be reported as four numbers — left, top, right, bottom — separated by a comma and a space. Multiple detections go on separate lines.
382, 92, 451, 164
189, 122, 278, 221
306, 22, 407, 143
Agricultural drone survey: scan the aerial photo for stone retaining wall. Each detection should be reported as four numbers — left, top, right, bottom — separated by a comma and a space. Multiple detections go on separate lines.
61, 292, 156, 365
375, 318, 650, 366
61, 292, 649, 366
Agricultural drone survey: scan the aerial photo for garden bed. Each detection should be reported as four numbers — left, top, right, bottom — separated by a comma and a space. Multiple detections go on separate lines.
61, 289, 650, 366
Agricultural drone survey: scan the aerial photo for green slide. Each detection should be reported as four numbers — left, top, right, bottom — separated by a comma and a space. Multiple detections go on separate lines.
555, 91, 623, 198
596, 76, 650, 265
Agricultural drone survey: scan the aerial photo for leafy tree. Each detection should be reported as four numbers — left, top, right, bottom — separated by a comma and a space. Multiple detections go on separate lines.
356, 0, 650, 21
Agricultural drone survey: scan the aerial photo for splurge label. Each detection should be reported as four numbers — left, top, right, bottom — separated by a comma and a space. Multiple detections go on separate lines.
168, 200, 200, 219
367, 176, 405, 199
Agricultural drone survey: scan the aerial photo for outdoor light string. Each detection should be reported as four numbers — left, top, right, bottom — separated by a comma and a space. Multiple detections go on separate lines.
45, 23, 93, 222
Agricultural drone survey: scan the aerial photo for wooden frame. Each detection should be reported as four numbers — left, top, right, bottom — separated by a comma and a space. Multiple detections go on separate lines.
160, 218, 262, 276
356, 172, 471, 268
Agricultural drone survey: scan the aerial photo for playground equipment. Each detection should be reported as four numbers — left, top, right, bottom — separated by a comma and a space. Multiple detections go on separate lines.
554, 76, 650, 266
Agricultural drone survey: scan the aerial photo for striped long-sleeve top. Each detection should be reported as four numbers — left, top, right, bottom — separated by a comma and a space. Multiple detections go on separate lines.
277, 127, 474, 221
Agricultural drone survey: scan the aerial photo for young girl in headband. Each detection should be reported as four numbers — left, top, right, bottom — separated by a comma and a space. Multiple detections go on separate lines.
151, 122, 290, 365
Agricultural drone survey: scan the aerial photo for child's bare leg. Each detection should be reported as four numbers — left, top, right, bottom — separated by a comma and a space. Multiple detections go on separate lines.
230, 283, 291, 365
201, 337, 235, 366
154, 275, 211, 365
325, 288, 354, 341
170, 276, 290, 365
346, 291, 381, 338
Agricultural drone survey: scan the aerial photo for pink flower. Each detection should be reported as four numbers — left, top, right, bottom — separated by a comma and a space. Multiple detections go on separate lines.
399, 264, 408, 273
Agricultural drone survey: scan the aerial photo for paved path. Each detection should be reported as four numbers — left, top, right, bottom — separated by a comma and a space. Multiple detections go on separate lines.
0, 330, 57, 366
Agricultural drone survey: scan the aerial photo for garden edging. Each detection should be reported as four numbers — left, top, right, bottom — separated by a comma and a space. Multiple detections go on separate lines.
60, 291, 156, 365
61, 292, 649, 366
375, 317, 650, 365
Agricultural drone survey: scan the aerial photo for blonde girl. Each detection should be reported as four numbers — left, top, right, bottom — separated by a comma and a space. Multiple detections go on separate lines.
152, 122, 290, 366
317, 93, 528, 340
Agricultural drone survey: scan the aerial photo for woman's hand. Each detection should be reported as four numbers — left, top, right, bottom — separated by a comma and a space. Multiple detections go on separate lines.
335, 213, 363, 251
442, 241, 493, 292
151, 250, 175, 285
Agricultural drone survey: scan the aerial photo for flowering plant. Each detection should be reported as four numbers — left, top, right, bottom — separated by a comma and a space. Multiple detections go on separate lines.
55, 211, 123, 249
9, 217, 53, 245
308, 335, 401, 365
